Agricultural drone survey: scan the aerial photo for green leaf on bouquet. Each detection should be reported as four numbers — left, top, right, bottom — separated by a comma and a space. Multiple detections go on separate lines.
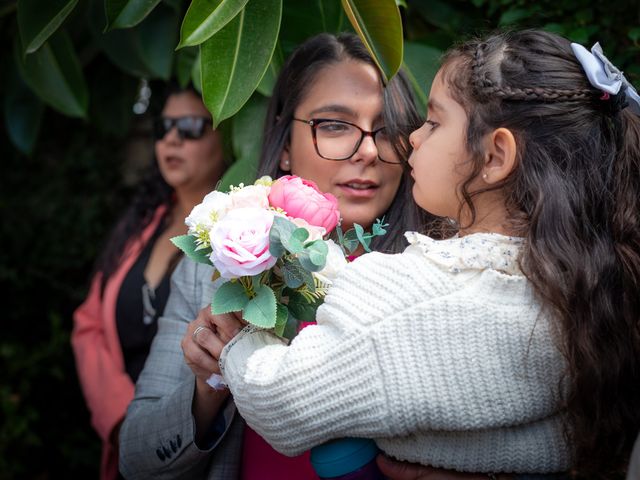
282, 310, 300, 341
298, 240, 328, 272
341, 229, 360, 254
211, 281, 249, 314
292, 228, 309, 243
283, 228, 308, 254
305, 240, 328, 267
282, 259, 311, 289
171, 235, 213, 265
269, 216, 297, 257
243, 285, 277, 328
371, 218, 388, 237
286, 290, 322, 322
273, 303, 288, 337
354, 223, 372, 252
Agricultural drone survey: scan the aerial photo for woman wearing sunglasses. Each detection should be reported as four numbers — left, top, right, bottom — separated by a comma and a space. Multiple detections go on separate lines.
71, 83, 228, 480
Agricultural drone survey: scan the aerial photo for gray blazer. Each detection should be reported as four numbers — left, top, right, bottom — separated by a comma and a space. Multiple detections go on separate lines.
119, 258, 244, 480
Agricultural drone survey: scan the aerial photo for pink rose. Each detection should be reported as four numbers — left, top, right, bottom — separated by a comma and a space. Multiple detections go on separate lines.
209, 207, 277, 278
268, 175, 340, 233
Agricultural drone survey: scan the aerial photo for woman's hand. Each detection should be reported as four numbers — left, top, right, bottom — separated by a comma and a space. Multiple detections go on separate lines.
181, 307, 245, 444
376, 455, 509, 480
182, 308, 245, 377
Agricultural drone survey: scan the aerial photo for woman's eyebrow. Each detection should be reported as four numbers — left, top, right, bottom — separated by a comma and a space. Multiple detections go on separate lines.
308, 104, 356, 116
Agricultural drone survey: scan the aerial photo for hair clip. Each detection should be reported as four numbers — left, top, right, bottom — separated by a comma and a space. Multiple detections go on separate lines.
571, 42, 640, 115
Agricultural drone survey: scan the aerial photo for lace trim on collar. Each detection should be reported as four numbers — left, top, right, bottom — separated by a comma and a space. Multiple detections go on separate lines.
405, 232, 525, 275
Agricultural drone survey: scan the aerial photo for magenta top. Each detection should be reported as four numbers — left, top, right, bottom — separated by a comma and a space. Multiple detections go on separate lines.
240, 319, 319, 479
240, 254, 359, 479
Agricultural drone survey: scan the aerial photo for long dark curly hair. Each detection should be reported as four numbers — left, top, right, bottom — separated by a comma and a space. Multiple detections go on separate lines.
95, 82, 198, 293
257, 33, 441, 253
438, 29, 640, 477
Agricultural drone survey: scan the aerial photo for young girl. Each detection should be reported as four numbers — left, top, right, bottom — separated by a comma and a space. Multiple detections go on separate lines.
118, 33, 441, 480
212, 29, 640, 479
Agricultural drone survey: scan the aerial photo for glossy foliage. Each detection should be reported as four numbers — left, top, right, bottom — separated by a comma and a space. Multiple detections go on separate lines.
1, 0, 639, 477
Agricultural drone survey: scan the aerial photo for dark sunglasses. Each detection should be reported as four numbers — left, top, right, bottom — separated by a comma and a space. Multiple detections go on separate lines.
153, 116, 213, 140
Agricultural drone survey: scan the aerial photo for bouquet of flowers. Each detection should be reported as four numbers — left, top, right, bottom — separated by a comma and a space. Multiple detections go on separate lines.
171, 175, 387, 339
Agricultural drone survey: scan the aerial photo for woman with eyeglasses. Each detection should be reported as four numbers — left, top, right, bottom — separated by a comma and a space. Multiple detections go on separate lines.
71, 83, 227, 480
117, 33, 500, 480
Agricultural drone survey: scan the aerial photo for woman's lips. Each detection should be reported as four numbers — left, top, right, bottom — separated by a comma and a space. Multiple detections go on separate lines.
337, 181, 379, 198
164, 155, 184, 168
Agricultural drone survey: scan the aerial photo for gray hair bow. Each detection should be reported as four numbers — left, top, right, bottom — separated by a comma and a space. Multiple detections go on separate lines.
571, 42, 640, 115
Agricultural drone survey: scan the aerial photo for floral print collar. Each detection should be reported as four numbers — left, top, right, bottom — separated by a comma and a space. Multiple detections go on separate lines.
405, 231, 525, 276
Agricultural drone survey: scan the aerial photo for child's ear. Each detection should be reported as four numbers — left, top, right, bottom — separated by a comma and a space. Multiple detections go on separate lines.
482, 128, 517, 184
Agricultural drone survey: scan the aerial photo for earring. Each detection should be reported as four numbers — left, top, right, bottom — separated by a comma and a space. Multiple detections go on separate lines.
482, 173, 488, 181
283, 159, 290, 169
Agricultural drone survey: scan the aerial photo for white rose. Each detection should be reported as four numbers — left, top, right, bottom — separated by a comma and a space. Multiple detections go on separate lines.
289, 217, 326, 242
313, 239, 348, 286
230, 184, 270, 209
185, 191, 232, 246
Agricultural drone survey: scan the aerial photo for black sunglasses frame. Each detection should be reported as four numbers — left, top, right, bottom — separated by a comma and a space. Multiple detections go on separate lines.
154, 116, 213, 141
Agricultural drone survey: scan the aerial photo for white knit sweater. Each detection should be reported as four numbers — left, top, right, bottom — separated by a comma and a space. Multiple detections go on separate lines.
219, 232, 571, 473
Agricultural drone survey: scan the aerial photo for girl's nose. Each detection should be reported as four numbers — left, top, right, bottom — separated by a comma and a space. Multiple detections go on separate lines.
409, 128, 421, 150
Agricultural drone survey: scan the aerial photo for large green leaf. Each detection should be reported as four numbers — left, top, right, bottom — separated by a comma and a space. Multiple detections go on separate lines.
104, 0, 162, 30
279, 0, 345, 55
341, 0, 403, 83
200, 0, 282, 127
17, 0, 79, 54
171, 235, 213, 265
175, 46, 198, 87
216, 92, 268, 191
178, 0, 249, 49
401, 41, 442, 116
255, 45, 282, 97
137, 4, 179, 79
14, 30, 88, 118
88, 0, 152, 77
243, 284, 277, 328
4, 59, 44, 155
191, 49, 203, 92
89, 0, 176, 79
231, 92, 268, 160
211, 280, 250, 314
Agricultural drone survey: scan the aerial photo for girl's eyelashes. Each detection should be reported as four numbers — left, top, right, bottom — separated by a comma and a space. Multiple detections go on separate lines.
425, 119, 439, 130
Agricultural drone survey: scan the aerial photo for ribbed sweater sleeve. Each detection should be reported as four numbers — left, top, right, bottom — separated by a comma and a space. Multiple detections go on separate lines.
219, 247, 570, 473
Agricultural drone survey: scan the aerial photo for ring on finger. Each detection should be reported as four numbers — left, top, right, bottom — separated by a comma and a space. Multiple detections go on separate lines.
192, 325, 211, 343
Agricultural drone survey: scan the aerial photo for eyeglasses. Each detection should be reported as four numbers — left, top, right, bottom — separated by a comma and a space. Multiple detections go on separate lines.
292, 118, 401, 164
153, 116, 212, 140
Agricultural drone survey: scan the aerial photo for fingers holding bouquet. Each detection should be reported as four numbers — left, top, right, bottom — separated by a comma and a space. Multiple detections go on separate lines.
183, 308, 246, 375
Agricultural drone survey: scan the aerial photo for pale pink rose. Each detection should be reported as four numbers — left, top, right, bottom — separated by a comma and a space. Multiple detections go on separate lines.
230, 184, 270, 209
209, 207, 277, 278
268, 175, 340, 233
